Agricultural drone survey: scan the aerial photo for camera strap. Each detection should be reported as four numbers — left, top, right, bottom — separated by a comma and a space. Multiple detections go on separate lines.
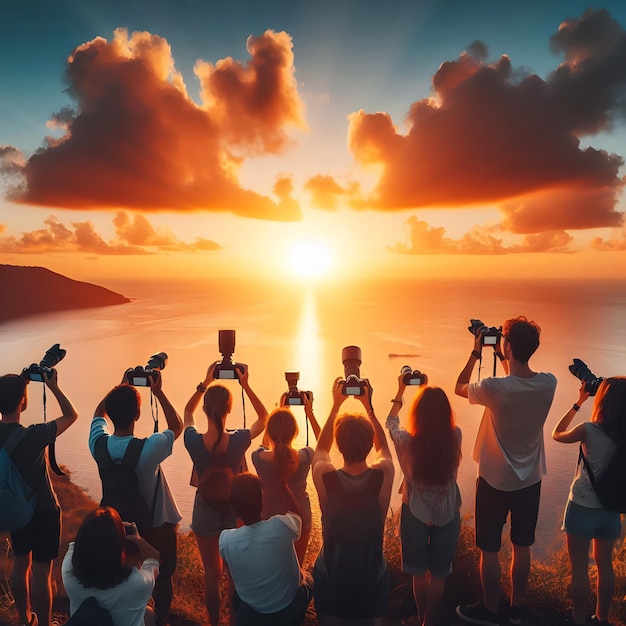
149, 390, 159, 433
492, 351, 497, 377
41, 385, 65, 476
240, 387, 246, 429
305, 414, 309, 447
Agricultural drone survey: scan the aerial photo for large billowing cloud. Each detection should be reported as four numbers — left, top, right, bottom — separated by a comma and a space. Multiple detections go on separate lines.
391, 216, 575, 254
2, 29, 305, 220
348, 8, 626, 233
0, 212, 221, 254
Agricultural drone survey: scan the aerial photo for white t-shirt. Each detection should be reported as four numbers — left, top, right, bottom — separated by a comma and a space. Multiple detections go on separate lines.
569, 422, 618, 508
219, 513, 302, 614
89, 417, 182, 526
62, 542, 159, 626
469, 372, 557, 491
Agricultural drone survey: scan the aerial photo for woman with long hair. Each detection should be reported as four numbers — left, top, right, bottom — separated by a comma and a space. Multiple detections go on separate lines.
386, 374, 462, 626
61, 507, 160, 626
552, 377, 626, 626
251, 394, 320, 564
183, 362, 268, 626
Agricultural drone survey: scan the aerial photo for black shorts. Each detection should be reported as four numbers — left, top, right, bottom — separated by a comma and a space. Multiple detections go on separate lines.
11, 506, 61, 563
475, 477, 541, 552
143, 522, 177, 578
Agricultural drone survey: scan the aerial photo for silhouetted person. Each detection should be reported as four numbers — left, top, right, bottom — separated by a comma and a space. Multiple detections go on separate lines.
455, 316, 557, 626
312, 378, 394, 626
219, 472, 313, 625
0, 371, 78, 626
252, 398, 321, 564
90, 371, 182, 626
62, 507, 160, 626
553, 377, 626, 626
387, 377, 462, 626
183, 362, 268, 626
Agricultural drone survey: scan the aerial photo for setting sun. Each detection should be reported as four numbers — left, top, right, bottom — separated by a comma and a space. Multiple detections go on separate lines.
288, 240, 333, 278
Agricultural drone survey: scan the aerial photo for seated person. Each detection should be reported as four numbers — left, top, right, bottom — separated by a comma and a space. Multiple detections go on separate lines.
218, 473, 313, 626
62, 507, 160, 626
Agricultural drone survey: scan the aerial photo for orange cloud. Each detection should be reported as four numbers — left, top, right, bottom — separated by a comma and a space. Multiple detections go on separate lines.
590, 229, 626, 251
348, 8, 626, 233
391, 216, 575, 254
0, 212, 221, 254
2, 29, 304, 221
304, 175, 347, 210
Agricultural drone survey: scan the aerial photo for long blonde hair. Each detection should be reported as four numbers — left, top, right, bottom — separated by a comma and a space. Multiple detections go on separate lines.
203, 385, 232, 453
266, 408, 299, 482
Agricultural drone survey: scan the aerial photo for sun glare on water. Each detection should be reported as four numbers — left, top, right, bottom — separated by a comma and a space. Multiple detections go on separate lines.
288, 240, 333, 279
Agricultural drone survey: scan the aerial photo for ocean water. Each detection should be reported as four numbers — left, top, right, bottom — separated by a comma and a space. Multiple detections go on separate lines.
2, 276, 626, 560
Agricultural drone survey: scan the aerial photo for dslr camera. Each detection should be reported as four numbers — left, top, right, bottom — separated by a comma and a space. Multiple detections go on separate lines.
401, 365, 427, 386
569, 358, 604, 396
22, 344, 67, 382
213, 330, 243, 380
126, 352, 168, 386
468, 319, 502, 346
339, 346, 367, 396
284, 371, 312, 406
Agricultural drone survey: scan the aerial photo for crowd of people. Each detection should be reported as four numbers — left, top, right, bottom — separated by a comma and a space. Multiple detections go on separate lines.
1, 316, 625, 626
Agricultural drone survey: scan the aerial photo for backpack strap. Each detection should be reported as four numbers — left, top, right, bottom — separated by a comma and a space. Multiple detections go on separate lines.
366, 468, 384, 496
1, 428, 30, 456
322, 470, 342, 495
94, 434, 113, 469
121, 438, 147, 469
578, 444, 597, 487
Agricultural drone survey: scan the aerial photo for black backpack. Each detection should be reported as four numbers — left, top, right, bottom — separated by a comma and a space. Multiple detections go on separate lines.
321, 469, 385, 618
94, 436, 157, 534
66, 597, 113, 626
579, 444, 626, 513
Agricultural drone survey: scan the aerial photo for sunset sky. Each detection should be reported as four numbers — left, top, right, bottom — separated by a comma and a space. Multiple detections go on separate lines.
2, 0, 626, 281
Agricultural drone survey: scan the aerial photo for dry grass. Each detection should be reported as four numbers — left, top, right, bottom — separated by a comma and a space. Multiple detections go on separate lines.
1, 475, 626, 626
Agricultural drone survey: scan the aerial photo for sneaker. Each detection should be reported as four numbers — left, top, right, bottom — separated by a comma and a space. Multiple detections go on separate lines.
509, 605, 523, 625
456, 602, 500, 626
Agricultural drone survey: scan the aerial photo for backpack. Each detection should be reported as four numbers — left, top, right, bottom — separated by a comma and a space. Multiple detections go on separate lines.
0, 428, 38, 531
321, 469, 385, 618
579, 444, 626, 513
197, 460, 234, 513
66, 596, 113, 626
93, 436, 157, 534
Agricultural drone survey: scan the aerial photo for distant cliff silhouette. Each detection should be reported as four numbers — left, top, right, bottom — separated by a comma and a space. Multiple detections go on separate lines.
0, 264, 130, 322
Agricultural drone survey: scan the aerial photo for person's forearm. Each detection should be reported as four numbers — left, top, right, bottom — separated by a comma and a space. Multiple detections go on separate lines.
50, 386, 78, 422
368, 408, 392, 459
316, 406, 339, 453
306, 408, 321, 438
242, 383, 268, 421
183, 389, 203, 427
93, 396, 107, 419
154, 389, 183, 437
455, 352, 479, 396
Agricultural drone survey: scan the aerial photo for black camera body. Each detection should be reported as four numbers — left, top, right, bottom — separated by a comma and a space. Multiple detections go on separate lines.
22, 344, 67, 383
401, 365, 427, 386
284, 371, 312, 406
127, 352, 168, 387
468, 319, 502, 346
569, 358, 604, 396
213, 330, 243, 380
339, 345, 367, 396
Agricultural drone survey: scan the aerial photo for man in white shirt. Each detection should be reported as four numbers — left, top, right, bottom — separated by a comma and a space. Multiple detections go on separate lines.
454, 316, 557, 626
219, 473, 312, 625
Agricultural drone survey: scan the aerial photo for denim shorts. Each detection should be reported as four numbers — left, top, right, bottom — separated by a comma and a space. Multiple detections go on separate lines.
400, 504, 460, 578
563, 500, 621, 540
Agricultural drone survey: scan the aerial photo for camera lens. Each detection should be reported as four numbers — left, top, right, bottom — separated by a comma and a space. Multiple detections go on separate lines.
342, 346, 362, 379
218, 330, 236, 358
285, 370, 300, 389
147, 352, 168, 370
40, 344, 66, 369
